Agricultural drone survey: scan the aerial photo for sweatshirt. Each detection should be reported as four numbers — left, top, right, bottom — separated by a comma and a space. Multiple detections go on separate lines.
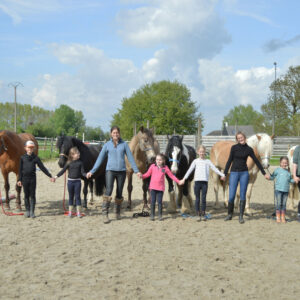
270, 167, 294, 193
56, 160, 86, 180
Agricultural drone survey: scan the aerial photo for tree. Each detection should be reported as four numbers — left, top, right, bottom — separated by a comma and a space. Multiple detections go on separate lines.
84, 126, 109, 141
111, 80, 202, 139
49, 105, 86, 136
261, 65, 300, 135
223, 105, 265, 132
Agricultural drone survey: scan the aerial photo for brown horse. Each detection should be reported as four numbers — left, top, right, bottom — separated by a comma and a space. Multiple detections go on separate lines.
210, 133, 273, 215
0, 130, 38, 210
126, 126, 159, 209
287, 146, 299, 209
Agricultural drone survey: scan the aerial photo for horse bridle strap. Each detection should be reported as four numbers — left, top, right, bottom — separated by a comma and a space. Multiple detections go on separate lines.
59, 153, 68, 158
169, 158, 180, 163
144, 147, 153, 152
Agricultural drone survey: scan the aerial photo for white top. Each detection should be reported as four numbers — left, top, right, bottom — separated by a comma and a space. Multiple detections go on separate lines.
183, 158, 225, 182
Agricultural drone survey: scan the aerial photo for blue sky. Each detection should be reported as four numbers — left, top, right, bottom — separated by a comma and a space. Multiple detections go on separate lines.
1, 0, 300, 134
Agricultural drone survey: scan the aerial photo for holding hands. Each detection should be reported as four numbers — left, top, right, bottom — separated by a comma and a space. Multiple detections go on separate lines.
86, 172, 93, 179
264, 174, 270, 180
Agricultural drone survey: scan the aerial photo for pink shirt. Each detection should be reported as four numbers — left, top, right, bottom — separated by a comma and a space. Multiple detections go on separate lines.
142, 164, 180, 191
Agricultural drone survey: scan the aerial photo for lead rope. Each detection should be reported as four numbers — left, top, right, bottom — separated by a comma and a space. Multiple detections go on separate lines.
0, 187, 23, 216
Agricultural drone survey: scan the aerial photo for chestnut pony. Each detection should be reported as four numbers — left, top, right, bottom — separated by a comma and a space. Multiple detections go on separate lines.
0, 130, 38, 210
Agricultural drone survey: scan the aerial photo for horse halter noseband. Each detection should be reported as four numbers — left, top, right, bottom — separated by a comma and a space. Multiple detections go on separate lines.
59, 153, 68, 158
0, 142, 7, 153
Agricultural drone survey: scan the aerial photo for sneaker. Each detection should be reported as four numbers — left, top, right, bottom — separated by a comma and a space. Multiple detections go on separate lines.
77, 212, 82, 218
68, 211, 72, 218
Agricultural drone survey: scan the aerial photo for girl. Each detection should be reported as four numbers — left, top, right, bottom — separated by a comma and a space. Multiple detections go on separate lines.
87, 126, 141, 223
55, 147, 86, 218
224, 132, 270, 224
141, 153, 182, 221
270, 156, 294, 223
181, 145, 225, 221
17, 140, 54, 218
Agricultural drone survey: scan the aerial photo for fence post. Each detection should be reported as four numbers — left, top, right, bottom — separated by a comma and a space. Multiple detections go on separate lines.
197, 118, 202, 147
50, 137, 54, 158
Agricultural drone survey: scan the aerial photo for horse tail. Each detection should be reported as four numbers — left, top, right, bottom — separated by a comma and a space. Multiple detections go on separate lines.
95, 173, 106, 196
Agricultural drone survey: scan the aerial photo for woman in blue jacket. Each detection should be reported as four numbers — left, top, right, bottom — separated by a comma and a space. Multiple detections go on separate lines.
87, 126, 141, 223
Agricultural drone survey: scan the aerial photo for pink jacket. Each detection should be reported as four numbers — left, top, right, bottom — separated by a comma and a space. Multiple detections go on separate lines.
142, 164, 180, 191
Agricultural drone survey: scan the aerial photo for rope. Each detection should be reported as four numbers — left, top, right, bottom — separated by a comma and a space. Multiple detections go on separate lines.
62, 172, 85, 216
0, 187, 23, 216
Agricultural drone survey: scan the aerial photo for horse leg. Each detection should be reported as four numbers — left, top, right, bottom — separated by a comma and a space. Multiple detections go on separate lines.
287, 184, 295, 209
127, 172, 133, 210
142, 179, 150, 210
212, 172, 220, 208
181, 183, 192, 214
166, 178, 176, 213
15, 182, 22, 211
186, 181, 194, 212
2, 172, 10, 209
82, 178, 88, 209
245, 174, 257, 216
177, 186, 183, 208
87, 179, 94, 205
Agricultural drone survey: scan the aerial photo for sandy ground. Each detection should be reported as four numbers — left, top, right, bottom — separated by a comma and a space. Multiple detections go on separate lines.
0, 160, 300, 300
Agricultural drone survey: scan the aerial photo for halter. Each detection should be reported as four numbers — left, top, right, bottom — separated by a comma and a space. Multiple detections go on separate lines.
144, 147, 153, 152
260, 155, 270, 162
0, 143, 7, 152
59, 153, 68, 158
169, 158, 180, 163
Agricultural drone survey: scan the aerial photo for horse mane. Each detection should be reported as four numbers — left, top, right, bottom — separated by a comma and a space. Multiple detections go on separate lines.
165, 135, 183, 155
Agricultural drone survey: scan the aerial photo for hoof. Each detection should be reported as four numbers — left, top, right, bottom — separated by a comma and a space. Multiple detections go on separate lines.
245, 208, 254, 216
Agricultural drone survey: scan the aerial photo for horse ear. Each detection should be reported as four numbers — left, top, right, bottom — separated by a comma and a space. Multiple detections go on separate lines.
180, 135, 184, 141
256, 134, 261, 141
270, 134, 275, 140
139, 126, 144, 133
167, 134, 170, 140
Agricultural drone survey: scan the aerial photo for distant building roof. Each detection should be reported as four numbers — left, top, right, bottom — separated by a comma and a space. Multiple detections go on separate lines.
206, 125, 255, 137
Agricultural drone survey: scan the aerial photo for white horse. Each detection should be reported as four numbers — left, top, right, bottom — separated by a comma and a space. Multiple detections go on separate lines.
287, 146, 299, 209
210, 133, 274, 215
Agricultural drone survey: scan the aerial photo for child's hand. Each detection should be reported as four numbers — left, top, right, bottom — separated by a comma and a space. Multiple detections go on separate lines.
179, 179, 185, 185
264, 174, 270, 180
50, 177, 55, 183
17, 181, 22, 187
137, 172, 143, 179
220, 176, 225, 181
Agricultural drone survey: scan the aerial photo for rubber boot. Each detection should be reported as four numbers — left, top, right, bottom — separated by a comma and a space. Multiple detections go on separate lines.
102, 196, 111, 224
224, 202, 234, 221
239, 200, 246, 224
202, 211, 206, 222
280, 210, 286, 223
68, 205, 73, 218
158, 202, 163, 221
150, 202, 155, 221
24, 197, 30, 218
30, 197, 36, 218
115, 197, 123, 220
76, 206, 82, 218
276, 210, 281, 223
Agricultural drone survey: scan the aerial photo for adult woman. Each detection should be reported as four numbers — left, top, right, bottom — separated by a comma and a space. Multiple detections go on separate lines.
223, 132, 270, 224
87, 126, 141, 223
292, 145, 300, 222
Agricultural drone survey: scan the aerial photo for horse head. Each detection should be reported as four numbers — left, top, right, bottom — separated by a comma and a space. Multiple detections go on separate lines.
165, 135, 184, 174
248, 133, 273, 169
137, 126, 156, 164
56, 135, 75, 168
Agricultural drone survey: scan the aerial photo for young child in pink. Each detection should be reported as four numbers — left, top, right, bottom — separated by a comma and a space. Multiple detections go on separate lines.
141, 153, 182, 221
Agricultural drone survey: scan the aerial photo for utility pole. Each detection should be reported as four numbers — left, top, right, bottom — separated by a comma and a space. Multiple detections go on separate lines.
8, 82, 23, 132
272, 62, 277, 135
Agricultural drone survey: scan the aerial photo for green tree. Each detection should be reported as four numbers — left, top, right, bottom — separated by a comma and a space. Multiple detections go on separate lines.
84, 126, 109, 141
261, 65, 300, 135
111, 80, 202, 139
49, 105, 86, 136
223, 104, 265, 132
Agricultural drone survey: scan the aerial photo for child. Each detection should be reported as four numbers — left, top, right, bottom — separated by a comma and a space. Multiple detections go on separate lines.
17, 140, 54, 218
141, 153, 182, 221
181, 145, 225, 221
54, 147, 86, 218
270, 156, 294, 223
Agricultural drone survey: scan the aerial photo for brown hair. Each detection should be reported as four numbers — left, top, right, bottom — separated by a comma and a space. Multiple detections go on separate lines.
197, 145, 206, 152
280, 156, 290, 171
156, 153, 166, 166
235, 131, 246, 141
110, 126, 120, 133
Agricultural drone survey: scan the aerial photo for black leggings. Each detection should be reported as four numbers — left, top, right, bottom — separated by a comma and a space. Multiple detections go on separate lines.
297, 179, 300, 214
22, 177, 36, 210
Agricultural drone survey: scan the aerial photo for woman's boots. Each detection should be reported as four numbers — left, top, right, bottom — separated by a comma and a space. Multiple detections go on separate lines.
239, 200, 246, 224
115, 197, 124, 220
102, 195, 112, 224
224, 202, 234, 221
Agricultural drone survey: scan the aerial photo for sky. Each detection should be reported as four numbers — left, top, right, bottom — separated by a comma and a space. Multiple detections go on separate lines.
0, 0, 300, 135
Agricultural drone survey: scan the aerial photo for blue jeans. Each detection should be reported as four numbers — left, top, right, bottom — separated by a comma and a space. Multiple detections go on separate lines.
228, 171, 249, 203
150, 189, 163, 206
68, 180, 81, 206
194, 181, 208, 213
275, 190, 288, 211
105, 171, 126, 198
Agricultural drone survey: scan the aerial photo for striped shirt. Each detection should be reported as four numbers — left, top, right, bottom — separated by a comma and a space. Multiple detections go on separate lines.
183, 158, 225, 182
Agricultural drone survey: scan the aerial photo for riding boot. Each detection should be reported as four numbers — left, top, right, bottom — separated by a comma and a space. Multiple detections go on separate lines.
280, 210, 286, 224
276, 210, 281, 223
239, 200, 246, 224
29, 197, 36, 218
102, 196, 112, 224
76, 206, 82, 218
24, 197, 30, 218
158, 202, 163, 221
150, 202, 155, 221
115, 197, 123, 220
201, 211, 207, 222
224, 202, 234, 221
